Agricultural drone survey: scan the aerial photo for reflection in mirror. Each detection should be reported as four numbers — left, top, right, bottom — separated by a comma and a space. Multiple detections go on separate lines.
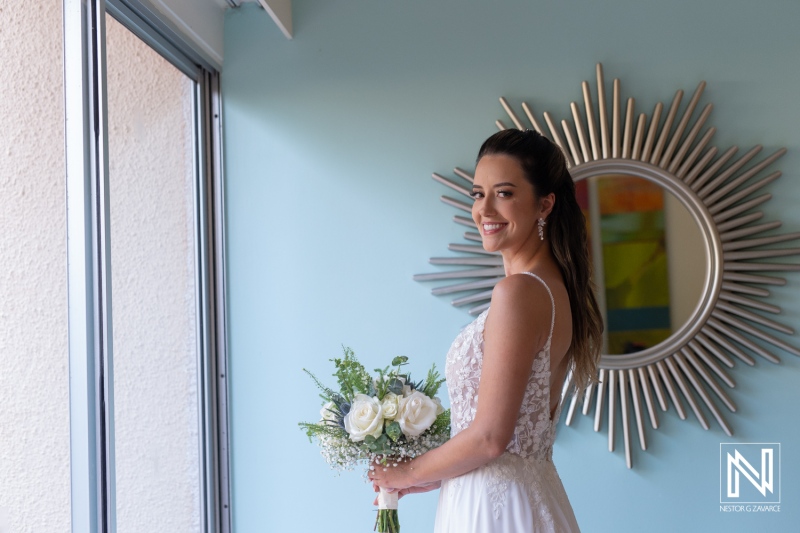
576, 174, 706, 355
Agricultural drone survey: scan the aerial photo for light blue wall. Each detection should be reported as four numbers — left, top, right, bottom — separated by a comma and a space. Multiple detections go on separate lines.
222, 1, 800, 531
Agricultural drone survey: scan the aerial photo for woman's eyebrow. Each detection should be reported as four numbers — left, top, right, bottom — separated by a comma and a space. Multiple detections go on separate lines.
472, 182, 518, 189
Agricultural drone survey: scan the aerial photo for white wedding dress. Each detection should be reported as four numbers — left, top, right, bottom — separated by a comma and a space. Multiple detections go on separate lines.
434, 272, 580, 533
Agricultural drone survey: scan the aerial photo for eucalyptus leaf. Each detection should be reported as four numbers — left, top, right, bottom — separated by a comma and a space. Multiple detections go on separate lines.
367, 433, 391, 453
385, 421, 402, 443
391, 356, 408, 366
387, 378, 404, 395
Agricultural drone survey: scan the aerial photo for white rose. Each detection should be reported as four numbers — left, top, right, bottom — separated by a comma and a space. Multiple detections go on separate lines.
396, 391, 438, 438
344, 394, 384, 441
381, 393, 400, 420
320, 401, 339, 423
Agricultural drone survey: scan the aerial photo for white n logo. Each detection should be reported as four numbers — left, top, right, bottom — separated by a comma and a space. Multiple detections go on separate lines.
727, 448, 773, 498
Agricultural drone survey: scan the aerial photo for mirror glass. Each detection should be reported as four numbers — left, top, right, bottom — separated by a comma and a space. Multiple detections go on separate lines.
576, 174, 707, 356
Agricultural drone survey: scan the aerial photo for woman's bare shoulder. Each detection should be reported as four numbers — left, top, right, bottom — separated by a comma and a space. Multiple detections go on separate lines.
487, 274, 553, 340
491, 272, 558, 307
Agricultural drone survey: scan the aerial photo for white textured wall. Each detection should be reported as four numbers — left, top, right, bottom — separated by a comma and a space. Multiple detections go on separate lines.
106, 15, 201, 533
0, 3, 70, 533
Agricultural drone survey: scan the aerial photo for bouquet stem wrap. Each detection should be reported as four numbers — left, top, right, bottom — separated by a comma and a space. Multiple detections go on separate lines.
375, 487, 399, 532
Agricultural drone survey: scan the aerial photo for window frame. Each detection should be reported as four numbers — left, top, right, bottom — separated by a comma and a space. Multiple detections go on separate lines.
63, 1, 230, 531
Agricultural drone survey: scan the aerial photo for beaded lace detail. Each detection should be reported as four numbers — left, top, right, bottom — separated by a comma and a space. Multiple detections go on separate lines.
443, 272, 564, 520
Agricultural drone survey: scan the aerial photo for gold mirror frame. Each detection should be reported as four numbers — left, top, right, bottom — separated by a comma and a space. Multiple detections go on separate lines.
415, 64, 800, 468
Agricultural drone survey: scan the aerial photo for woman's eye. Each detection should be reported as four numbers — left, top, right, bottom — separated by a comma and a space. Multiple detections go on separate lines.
497, 190, 512, 197
470, 191, 484, 199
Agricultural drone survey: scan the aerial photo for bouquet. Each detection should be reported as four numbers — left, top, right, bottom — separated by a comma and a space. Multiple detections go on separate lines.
299, 347, 450, 533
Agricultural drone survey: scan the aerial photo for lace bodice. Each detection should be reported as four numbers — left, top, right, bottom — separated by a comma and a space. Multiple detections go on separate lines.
436, 273, 580, 531
444, 272, 561, 462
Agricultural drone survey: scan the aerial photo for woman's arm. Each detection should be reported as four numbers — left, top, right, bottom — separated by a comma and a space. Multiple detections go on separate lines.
371, 274, 551, 491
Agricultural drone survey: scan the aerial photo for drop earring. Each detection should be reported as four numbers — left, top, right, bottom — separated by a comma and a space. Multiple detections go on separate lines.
538, 217, 546, 240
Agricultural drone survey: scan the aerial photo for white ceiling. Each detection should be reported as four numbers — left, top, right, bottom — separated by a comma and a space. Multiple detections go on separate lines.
152, 0, 226, 65
151, 0, 292, 67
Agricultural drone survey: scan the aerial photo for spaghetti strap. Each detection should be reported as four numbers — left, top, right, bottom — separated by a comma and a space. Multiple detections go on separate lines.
520, 272, 556, 348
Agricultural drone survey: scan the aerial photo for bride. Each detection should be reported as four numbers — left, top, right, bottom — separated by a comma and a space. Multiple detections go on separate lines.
369, 129, 603, 532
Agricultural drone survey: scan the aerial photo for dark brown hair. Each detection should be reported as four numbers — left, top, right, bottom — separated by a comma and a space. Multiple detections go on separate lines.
477, 129, 604, 393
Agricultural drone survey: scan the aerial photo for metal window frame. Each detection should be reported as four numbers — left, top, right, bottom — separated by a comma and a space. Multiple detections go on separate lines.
64, 1, 230, 532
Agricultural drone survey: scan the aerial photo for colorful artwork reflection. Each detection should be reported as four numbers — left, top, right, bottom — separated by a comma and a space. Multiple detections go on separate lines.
577, 175, 672, 354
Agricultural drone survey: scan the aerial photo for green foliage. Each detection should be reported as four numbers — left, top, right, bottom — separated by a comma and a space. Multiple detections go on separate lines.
386, 378, 404, 396
301, 368, 337, 402
374, 355, 414, 400
420, 364, 446, 398
331, 346, 373, 402
391, 355, 408, 367
298, 421, 345, 442
385, 421, 402, 443
363, 433, 393, 455
375, 509, 400, 533
430, 409, 451, 435
373, 365, 391, 400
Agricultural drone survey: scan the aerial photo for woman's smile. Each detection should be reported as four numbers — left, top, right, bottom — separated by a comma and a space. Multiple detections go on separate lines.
482, 222, 508, 235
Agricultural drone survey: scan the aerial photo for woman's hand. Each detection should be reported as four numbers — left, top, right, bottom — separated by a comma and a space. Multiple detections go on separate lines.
371, 480, 441, 505
367, 458, 419, 492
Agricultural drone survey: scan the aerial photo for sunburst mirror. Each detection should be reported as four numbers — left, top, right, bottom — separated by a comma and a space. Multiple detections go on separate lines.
415, 63, 800, 468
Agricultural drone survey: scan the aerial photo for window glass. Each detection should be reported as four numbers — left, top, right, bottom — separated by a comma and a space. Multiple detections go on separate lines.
106, 14, 202, 532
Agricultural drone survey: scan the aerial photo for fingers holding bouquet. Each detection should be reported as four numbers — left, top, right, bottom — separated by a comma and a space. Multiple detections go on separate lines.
368, 457, 416, 492
371, 478, 442, 506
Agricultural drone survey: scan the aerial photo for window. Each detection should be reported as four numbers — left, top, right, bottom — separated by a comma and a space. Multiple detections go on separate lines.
64, 1, 230, 531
